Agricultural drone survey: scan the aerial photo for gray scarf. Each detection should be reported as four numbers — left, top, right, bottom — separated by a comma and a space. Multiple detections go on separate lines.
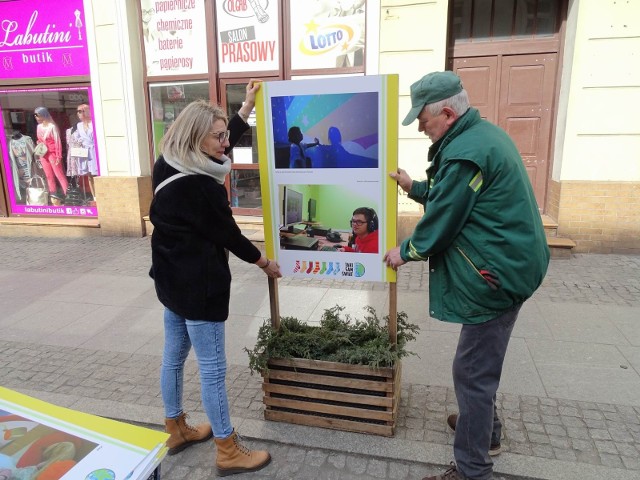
163, 151, 231, 185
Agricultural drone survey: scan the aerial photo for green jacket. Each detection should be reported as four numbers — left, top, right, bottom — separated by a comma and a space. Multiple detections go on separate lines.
401, 108, 549, 324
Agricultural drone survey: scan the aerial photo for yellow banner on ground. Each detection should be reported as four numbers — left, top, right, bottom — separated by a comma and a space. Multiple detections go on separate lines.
0, 386, 168, 480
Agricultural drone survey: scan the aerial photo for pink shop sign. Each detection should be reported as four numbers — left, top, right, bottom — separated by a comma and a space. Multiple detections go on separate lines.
0, 0, 89, 80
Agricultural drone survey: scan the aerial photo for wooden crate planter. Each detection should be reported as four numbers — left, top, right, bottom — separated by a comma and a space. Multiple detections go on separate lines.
262, 357, 402, 437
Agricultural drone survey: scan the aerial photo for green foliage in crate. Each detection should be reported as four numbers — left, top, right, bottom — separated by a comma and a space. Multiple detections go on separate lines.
246, 305, 419, 375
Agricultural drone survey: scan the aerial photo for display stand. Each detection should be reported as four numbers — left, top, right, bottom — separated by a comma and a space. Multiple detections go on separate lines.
255, 73, 400, 437
261, 279, 401, 437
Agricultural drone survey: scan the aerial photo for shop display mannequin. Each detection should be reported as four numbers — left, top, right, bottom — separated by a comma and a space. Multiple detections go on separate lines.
66, 104, 97, 202
8, 131, 36, 202
34, 106, 68, 196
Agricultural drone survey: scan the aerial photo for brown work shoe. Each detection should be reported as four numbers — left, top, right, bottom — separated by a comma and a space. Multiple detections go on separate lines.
447, 414, 502, 456
164, 412, 213, 455
215, 429, 271, 477
422, 462, 466, 480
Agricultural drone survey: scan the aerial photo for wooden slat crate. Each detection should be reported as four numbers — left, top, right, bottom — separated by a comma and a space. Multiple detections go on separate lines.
262, 358, 402, 436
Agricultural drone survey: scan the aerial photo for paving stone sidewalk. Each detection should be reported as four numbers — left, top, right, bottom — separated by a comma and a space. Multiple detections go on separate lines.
1, 340, 639, 476
1, 236, 639, 479
1, 236, 639, 305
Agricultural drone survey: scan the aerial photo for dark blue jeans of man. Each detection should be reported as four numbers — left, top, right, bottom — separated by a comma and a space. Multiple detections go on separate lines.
452, 303, 522, 480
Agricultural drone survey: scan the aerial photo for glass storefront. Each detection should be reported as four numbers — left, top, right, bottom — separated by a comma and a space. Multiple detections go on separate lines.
231, 168, 262, 209
224, 83, 261, 211
140, 1, 372, 216
0, 0, 93, 220
0, 87, 99, 217
149, 81, 210, 161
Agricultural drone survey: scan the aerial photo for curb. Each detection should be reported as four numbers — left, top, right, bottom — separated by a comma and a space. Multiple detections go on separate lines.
19, 388, 638, 480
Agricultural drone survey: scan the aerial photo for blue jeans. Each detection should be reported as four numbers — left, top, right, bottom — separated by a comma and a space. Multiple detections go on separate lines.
452, 304, 522, 480
160, 308, 233, 438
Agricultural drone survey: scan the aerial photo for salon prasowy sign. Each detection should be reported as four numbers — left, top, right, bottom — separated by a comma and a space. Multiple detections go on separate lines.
142, 0, 208, 76
216, 0, 279, 73
0, 0, 89, 79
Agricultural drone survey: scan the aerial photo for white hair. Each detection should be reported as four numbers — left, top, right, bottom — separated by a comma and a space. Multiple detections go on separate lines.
425, 89, 470, 117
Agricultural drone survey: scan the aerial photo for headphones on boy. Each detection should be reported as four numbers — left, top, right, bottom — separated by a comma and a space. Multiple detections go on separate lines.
365, 208, 379, 232
350, 208, 378, 233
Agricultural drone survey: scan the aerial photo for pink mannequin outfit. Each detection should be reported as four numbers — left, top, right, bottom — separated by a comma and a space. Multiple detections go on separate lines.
37, 123, 68, 194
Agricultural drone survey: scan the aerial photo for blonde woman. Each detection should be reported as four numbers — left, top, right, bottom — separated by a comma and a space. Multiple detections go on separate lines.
150, 81, 280, 476
67, 104, 98, 200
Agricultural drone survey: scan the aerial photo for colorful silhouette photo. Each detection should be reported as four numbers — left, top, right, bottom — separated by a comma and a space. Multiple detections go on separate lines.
271, 92, 379, 169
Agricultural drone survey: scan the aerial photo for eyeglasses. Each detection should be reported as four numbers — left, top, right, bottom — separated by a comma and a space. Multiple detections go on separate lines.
77, 110, 85, 114
33, 113, 40, 117
350, 219, 366, 226
209, 130, 230, 143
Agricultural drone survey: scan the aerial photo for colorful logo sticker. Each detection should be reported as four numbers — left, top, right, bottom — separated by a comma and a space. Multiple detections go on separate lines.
291, 260, 364, 277
85, 469, 115, 480
353, 263, 365, 278
343, 262, 365, 277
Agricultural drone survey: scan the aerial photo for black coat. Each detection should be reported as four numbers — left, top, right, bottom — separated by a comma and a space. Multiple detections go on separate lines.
149, 115, 261, 320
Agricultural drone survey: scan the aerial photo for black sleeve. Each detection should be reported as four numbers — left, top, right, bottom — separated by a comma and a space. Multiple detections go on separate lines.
194, 178, 262, 264
225, 114, 250, 155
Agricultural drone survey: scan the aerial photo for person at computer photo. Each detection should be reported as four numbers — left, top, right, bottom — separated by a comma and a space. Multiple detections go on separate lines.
338, 207, 379, 253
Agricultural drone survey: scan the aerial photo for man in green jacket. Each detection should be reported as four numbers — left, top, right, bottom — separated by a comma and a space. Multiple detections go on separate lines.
384, 71, 549, 480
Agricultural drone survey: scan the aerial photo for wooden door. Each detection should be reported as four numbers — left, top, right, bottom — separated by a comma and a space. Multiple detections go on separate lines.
454, 56, 498, 123
453, 53, 557, 210
499, 53, 557, 209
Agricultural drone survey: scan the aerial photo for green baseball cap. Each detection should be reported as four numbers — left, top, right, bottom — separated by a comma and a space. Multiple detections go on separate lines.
402, 71, 463, 126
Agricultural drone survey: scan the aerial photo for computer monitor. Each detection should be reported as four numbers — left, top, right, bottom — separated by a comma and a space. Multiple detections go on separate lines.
308, 198, 316, 222
283, 187, 303, 228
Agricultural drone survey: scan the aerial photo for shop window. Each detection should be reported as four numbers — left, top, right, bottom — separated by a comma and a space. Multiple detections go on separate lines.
0, 86, 99, 218
451, 0, 561, 42
225, 83, 257, 164
222, 81, 262, 215
231, 167, 262, 209
148, 81, 210, 161
139, 1, 377, 217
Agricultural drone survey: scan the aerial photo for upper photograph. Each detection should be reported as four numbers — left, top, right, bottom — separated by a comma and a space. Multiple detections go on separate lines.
270, 92, 379, 169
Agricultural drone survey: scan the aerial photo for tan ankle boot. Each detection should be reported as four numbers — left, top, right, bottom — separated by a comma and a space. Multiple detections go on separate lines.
214, 430, 271, 477
164, 412, 212, 455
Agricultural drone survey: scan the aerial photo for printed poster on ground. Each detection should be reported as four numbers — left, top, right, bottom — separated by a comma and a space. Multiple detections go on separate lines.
0, 386, 168, 480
